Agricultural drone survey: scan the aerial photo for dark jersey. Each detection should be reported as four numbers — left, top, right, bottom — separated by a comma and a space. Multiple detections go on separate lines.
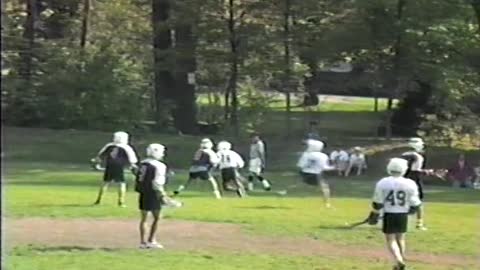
191, 150, 213, 168
401, 151, 426, 181
99, 144, 137, 169
135, 160, 167, 194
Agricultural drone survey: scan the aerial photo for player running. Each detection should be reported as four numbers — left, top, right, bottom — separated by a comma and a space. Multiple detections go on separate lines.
174, 138, 222, 199
93, 131, 138, 207
135, 143, 174, 249
368, 158, 422, 270
216, 140, 247, 197
247, 133, 271, 191
297, 139, 336, 208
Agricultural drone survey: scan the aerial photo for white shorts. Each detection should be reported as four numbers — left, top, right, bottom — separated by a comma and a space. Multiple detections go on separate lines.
248, 158, 262, 175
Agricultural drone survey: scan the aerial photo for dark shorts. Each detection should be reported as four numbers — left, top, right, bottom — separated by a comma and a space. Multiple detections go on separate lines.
103, 165, 125, 183
221, 168, 237, 182
138, 193, 162, 211
382, 213, 408, 234
406, 171, 424, 199
301, 172, 326, 186
189, 171, 211, 180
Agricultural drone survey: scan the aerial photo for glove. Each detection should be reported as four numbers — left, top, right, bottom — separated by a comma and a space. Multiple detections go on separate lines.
367, 211, 380, 225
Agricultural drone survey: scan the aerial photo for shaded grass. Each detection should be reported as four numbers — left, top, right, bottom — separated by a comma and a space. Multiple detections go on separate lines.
7, 245, 474, 270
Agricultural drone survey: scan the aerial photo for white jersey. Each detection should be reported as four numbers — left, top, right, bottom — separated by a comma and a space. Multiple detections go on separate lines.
297, 151, 335, 174
217, 149, 245, 169
337, 150, 350, 162
373, 176, 422, 213
402, 151, 424, 171
330, 151, 340, 161
349, 153, 366, 166
249, 140, 265, 162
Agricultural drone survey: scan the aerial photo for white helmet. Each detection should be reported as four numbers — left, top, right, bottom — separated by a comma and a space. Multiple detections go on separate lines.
408, 137, 424, 152
217, 141, 231, 151
146, 143, 165, 160
386, 158, 408, 176
113, 131, 129, 144
200, 138, 213, 150
306, 139, 325, 152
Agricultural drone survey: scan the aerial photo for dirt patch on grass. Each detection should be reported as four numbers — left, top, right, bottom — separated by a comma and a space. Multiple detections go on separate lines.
5, 218, 478, 267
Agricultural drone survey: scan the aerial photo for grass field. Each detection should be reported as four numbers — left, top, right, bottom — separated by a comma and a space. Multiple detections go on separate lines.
3, 97, 479, 270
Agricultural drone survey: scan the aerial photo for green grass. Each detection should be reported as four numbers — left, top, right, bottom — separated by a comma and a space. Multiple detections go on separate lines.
7, 246, 473, 270
4, 111, 480, 270
5, 163, 479, 256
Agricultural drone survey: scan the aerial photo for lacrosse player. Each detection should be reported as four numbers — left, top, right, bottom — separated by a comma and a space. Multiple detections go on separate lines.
345, 147, 367, 177
368, 158, 422, 270
297, 139, 336, 208
135, 143, 172, 249
336, 149, 350, 176
174, 138, 222, 199
400, 137, 433, 230
247, 133, 271, 191
93, 131, 138, 207
216, 141, 247, 197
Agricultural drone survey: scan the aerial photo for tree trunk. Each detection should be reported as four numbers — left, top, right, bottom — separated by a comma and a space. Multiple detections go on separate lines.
80, 0, 90, 48
20, 0, 36, 82
227, 0, 239, 135
173, 22, 198, 134
385, 0, 407, 139
152, 0, 175, 129
472, 0, 480, 32
283, 0, 291, 138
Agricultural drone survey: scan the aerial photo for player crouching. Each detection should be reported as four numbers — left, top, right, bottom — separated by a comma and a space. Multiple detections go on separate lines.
368, 158, 422, 270
135, 143, 178, 249
216, 141, 247, 198
93, 131, 138, 207
174, 138, 222, 199
297, 139, 336, 208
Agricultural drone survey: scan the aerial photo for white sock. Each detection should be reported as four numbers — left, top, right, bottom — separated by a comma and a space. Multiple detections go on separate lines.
214, 190, 222, 199
262, 179, 271, 189
177, 185, 185, 192
247, 182, 254, 191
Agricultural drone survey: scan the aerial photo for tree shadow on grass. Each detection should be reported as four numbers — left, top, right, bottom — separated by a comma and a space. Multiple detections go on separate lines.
234, 205, 292, 210
25, 245, 121, 253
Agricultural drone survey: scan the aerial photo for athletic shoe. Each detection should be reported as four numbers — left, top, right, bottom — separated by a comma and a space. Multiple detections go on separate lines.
118, 203, 127, 208
139, 243, 148, 249
147, 241, 164, 249
172, 190, 180, 196
416, 224, 428, 231
396, 262, 406, 270
93, 201, 100, 206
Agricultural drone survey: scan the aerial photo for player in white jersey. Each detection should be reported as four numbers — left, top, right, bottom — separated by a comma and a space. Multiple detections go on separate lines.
368, 158, 422, 270
345, 147, 367, 177
247, 133, 271, 191
216, 141, 247, 197
174, 138, 222, 199
297, 139, 336, 208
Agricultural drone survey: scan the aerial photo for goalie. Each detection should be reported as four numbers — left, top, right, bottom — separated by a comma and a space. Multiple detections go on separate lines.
368, 158, 422, 270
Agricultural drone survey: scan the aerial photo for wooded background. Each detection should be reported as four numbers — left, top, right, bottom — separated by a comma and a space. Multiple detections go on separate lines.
2, 0, 479, 144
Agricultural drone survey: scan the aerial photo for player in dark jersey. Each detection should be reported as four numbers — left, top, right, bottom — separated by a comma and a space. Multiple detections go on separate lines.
173, 138, 221, 199
135, 143, 171, 249
93, 131, 138, 207
400, 137, 434, 231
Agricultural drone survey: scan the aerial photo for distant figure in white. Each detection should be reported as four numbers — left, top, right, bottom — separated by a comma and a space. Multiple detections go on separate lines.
247, 133, 271, 191
216, 141, 247, 197
297, 139, 337, 208
345, 147, 367, 176
93, 131, 138, 207
335, 149, 350, 177
174, 138, 221, 199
